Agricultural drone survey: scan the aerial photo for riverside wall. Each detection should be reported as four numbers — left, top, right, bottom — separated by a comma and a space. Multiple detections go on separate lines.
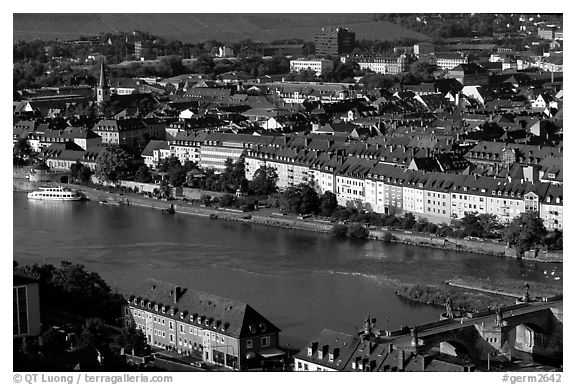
13, 175, 561, 262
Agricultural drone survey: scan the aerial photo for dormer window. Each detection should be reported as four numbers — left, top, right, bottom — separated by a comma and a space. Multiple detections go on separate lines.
249, 325, 256, 333
154, 305, 158, 311
161, 307, 166, 314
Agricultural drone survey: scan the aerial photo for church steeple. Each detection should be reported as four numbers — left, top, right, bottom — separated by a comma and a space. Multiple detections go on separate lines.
96, 60, 110, 104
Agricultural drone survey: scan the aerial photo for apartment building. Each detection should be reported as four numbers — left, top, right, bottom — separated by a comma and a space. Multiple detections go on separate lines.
124, 280, 282, 371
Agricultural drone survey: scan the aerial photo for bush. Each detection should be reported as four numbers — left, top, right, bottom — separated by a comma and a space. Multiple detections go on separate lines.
347, 223, 369, 239
382, 231, 395, 243
331, 224, 348, 238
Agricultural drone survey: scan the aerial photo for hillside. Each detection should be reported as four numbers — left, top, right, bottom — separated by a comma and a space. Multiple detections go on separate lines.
13, 13, 430, 43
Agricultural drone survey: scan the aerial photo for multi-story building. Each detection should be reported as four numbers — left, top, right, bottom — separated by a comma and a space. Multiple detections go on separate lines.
27, 127, 102, 152
295, 320, 475, 372
289, 59, 334, 76
364, 164, 406, 215
414, 42, 435, 57
434, 52, 468, 71
335, 158, 377, 208
41, 142, 106, 172
92, 118, 150, 149
402, 170, 428, 215
315, 27, 355, 56
200, 133, 275, 171
446, 63, 489, 86
123, 280, 282, 371
141, 140, 171, 170
540, 184, 563, 230
356, 54, 414, 75
169, 131, 208, 165
13, 273, 41, 338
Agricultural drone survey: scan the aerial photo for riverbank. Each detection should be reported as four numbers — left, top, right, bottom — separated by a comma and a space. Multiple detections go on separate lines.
13, 178, 562, 263
369, 228, 562, 263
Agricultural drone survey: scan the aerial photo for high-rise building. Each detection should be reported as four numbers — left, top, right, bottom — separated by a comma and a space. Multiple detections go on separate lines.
315, 27, 355, 56
134, 41, 142, 60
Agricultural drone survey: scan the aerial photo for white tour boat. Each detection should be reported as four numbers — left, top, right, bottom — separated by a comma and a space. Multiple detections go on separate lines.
27, 186, 84, 201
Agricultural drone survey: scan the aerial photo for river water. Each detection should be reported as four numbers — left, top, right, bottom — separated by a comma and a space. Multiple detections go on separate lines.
13, 191, 562, 347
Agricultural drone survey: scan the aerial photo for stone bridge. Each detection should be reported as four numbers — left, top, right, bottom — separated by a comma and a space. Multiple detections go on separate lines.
388, 297, 562, 364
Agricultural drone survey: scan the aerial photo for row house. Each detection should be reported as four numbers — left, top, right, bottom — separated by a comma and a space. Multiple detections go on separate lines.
539, 184, 563, 230
335, 158, 378, 208
402, 170, 428, 215
245, 146, 320, 189
244, 143, 562, 228
364, 164, 406, 215
465, 141, 563, 170
309, 153, 345, 196
124, 280, 282, 371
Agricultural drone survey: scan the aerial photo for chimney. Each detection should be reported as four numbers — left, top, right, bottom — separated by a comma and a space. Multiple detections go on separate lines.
173, 286, 181, 303
398, 350, 405, 371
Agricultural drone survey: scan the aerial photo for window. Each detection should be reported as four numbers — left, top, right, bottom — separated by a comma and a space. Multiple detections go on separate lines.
261, 336, 270, 347
246, 340, 253, 349
170, 334, 174, 342
180, 324, 184, 333
169, 321, 174, 330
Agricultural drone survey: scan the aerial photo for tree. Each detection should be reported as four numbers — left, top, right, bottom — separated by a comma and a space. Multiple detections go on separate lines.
400, 213, 416, 229
77, 318, 107, 351
95, 147, 131, 182
70, 162, 92, 184
249, 166, 278, 196
111, 326, 150, 357
13, 137, 34, 165
299, 184, 320, 215
134, 165, 153, 183
504, 212, 548, 258
319, 191, 338, 217
279, 183, 320, 215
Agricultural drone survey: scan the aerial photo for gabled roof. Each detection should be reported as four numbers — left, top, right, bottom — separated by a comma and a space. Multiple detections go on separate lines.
128, 279, 280, 339
141, 140, 169, 156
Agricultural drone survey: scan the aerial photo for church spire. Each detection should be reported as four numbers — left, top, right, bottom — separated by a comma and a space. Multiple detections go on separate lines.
96, 59, 110, 105
99, 60, 108, 88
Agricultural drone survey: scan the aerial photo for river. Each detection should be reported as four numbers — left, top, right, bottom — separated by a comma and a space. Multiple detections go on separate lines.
12, 191, 562, 348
